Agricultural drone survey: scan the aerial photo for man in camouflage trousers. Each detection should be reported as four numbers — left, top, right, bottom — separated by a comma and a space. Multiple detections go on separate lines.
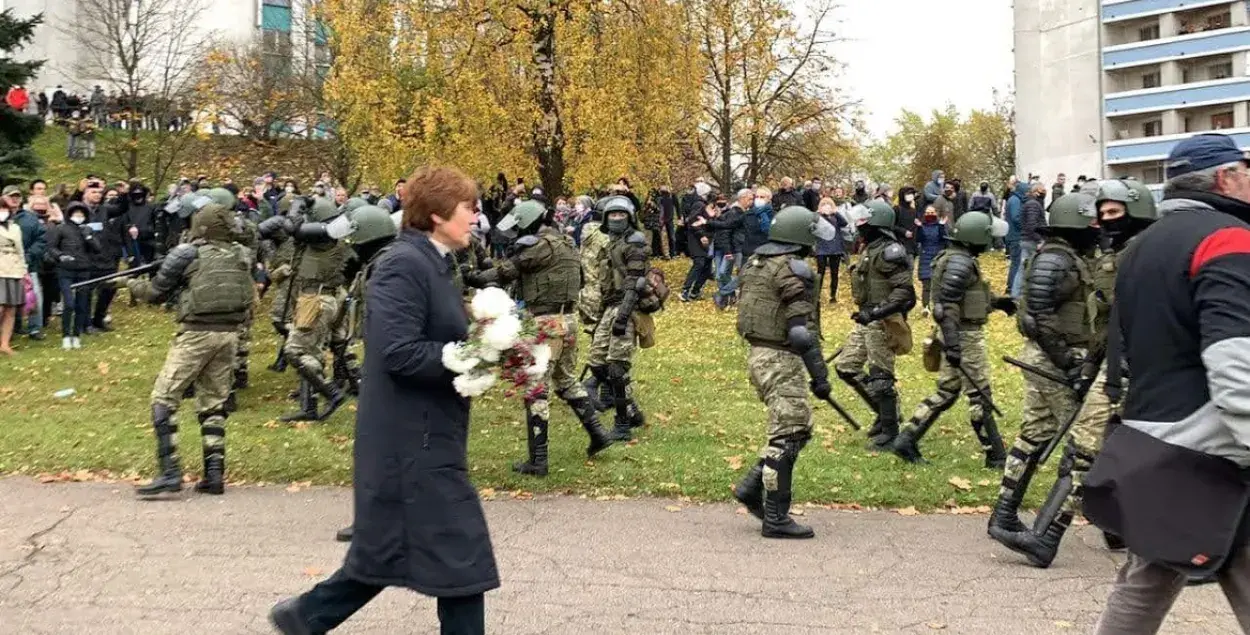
259, 196, 297, 373
732, 205, 839, 539
281, 197, 350, 422
993, 179, 1157, 568
834, 200, 916, 450
127, 203, 255, 498
891, 211, 1016, 467
467, 200, 614, 475
988, 192, 1100, 546
201, 187, 260, 412
576, 197, 614, 411
585, 195, 652, 442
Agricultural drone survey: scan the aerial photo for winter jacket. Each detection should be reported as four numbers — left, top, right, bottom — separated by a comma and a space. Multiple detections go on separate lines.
772, 188, 803, 209
894, 192, 920, 254
802, 187, 822, 211
0, 220, 24, 279
741, 203, 772, 256
969, 190, 997, 213
86, 203, 125, 270
1020, 192, 1046, 244
915, 220, 946, 280
815, 209, 846, 256
13, 209, 45, 273
45, 216, 100, 273
953, 190, 969, 220
1005, 183, 1028, 243
922, 171, 943, 206
707, 204, 745, 254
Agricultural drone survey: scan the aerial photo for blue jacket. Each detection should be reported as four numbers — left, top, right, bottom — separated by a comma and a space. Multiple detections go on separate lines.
13, 209, 45, 272
915, 220, 946, 280
814, 210, 846, 256
741, 203, 772, 256
1005, 182, 1028, 243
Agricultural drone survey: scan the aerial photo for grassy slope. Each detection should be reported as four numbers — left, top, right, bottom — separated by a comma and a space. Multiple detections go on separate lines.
0, 256, 1050, 511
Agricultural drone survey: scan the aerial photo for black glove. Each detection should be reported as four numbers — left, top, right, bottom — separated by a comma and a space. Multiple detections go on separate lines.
611, 319, 629, 337
851, 308, 874, 325
810, 378, 832, 401
992, 297, 1017, 316
944, 347, 962, 368
1063, 354, 1087, 391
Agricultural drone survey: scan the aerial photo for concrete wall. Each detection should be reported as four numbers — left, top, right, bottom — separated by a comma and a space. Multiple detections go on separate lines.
1014, 0, 1105, 181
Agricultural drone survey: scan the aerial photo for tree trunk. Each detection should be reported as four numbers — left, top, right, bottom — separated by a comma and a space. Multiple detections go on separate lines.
530, 4, 565, 197
126, 124, 139, 179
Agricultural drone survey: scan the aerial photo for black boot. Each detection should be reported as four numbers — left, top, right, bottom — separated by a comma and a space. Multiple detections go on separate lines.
279, 381, 319, 422
585, 366, 613, 413
292, 361, 347, 421
837, 370, 879, 436
269, 597, 313, 635
607, 366, 639, 442
195, 414, 226, 495
891, 416, 936, 464
136, 404, 182, 498
567, 396, 613, 457
973, 413, 1007, 469
762, 454, 814, 539
513, 410, 549, 476
732, 460, 765, 520
269, 322, 289, 373
232, 366, 249, 390
335, 525, 354, 543
331, 344, 360, 397
1103, 532, 1126, 552
866, 385, 899, 450
995, 510, 1073, 569
223, 391, 238, 413
987, 444, 1040, 537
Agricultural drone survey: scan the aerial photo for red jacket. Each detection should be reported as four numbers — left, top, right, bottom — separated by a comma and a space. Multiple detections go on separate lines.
5, 87, 29, 112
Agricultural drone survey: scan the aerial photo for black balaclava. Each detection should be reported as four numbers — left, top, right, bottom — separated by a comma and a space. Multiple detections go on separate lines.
1053, 227, 1099, 256
859, 224, 885, 244
1099, 216, 1149, 252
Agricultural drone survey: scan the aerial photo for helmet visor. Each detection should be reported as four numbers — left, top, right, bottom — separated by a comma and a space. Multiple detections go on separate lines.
325, 214, 355, 240
991, 217, 1009, 239
812, 216, 838, 242
848, 204, 872, 226
495, 212, 519, 233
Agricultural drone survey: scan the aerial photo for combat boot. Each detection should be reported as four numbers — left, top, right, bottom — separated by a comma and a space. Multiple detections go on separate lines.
973, 413, 1007, 469
280, 381, 319, 422
513, 411, 549, 476
890, 416, 936, 465
136, 404, 183, 498
987, 446, 1040, 537
233, 366, 249, 390
195, 413, 226, 495
836, 370, 878, 432
761, 455, 814, 539
732, 459, 766, 520
293, 362, 348, 421
995, 511, 1073, 569
566, 396, 613, 457
224, 391, 238, 413
866, 386, 900, 451
269, 322, 290, 373
331, 344, 360, 397
584, 366, 613, 413
335, 525, 354, 543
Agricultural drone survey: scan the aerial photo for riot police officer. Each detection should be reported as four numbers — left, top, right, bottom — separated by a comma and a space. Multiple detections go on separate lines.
467, 200, 614, 475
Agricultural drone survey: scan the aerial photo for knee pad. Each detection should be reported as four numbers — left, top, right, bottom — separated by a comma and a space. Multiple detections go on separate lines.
836, 369, 861, 383
606, 361, 631, 382
768, 431, 812, 461
865, 367, 895, 396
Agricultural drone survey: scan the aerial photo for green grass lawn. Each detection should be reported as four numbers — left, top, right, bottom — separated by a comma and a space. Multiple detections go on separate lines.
0, 255, 1052, 511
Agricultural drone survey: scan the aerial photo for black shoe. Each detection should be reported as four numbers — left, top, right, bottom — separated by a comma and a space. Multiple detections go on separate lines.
317, 387, 348, 421
568, 397, 613, 457
335, 525, 354, 543
973, 413, 1007, 469
280, 381, 319, 422
866, 386, 900, 450
890, 431, 927, 464
512, 412, 549, 476
137, 405, 182, 498
269, 597, 313, 635
195, 451, 225, 495
732, 461, 765, 520
994, 512, 1073, 568
761, 457, 814, 539
91, 322, 113, 333
223, 391, 237, 413
987, 455, 1038, 537
27, 331, 45, 341
609, 417, 632, 442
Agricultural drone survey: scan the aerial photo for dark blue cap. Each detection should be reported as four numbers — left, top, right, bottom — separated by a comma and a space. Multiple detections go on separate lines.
1166, 133, 1248, 179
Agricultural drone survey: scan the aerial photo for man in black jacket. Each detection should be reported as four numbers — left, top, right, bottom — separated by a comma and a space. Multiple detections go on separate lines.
772, 177, 803, 209
703, 189, 749, 309
1009, 182, 1048, 299
1084, 134, 1250, 632
680, 181, 712, 301
802, 178, 823, 211
655, 185, 677, 259
82, 181, 124, 333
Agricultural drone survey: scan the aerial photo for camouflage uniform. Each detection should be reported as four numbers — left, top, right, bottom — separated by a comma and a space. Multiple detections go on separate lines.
128, 204, 254, 497
586, 228, 650, 441
836, 232, 915, 448
282, 241, 351, 420
228, 215, 260, 409
471, 226, 612, 474
577, 219, 609, 334
988, 236, 1091, 539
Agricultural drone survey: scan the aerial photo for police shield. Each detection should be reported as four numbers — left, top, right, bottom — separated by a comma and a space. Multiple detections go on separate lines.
991, 217, 1009, 239
325, 214, 355, 240
812, 215, 838, 242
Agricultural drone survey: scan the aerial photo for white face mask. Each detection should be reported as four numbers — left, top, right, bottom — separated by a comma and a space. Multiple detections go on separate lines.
818, 205, 833, 214
71, 215, 85, 225
754, 197, 767, 208
905, 194, 915, 203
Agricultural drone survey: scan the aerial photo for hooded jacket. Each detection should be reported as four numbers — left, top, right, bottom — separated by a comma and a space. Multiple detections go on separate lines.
46, 203, 100, 272
707, 203, 745, 254
894, 186, 920, 253
1020, 188, 1046, 243
14, 208, 45, 272
923, 171, 943, 206
1005, 182, 1028, 243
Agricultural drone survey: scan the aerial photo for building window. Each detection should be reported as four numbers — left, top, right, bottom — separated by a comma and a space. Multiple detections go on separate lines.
1184, 116, 1193, 132
1138, 24, 1161, 41
1210, 62, 1234, 80
1142, 165, 1164, 184
262, 28, 293, 78
1142, 120, 1163, 137
1182, 68, 1193, 83
262, 0, 293, 33
1142, 72, 1162, 89
1206, 12, 1231, 31
1212, 112, 1235, 129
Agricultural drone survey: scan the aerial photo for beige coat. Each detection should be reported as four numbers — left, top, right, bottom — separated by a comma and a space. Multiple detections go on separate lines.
0, 221, 26, 279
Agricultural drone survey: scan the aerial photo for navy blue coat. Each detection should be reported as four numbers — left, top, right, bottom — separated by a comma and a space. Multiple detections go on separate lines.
344, 230, 500, 598
915, 221, 947, 280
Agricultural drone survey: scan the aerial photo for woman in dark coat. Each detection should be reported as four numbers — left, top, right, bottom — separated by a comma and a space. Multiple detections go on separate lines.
914, 204, 948, 312
894, 185, 921, 255
271, 166, 498, 635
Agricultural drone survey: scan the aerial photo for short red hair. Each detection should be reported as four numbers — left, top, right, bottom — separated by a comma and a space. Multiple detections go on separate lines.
401, 166, 478, 232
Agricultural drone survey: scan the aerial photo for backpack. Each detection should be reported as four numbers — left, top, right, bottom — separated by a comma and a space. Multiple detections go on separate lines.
638, 266, 670, 314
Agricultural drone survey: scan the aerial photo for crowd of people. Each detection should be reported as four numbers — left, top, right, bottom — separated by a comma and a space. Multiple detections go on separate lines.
3, 130, 1250, 633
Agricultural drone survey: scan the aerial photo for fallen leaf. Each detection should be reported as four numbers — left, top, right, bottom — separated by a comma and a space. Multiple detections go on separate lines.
1053, 620, 1073, 629
664, 505, 682, 512
947, 505, 992, 515
479, 487, 496, 500
654, 412, 672, 423
97, 362, 109, 376
926, 622, 947, 630
896, 506, 920, 516
948, 476, 972, 491
723, 455, 744, 470
302, 566, 323, 577
977, 479, 992, 487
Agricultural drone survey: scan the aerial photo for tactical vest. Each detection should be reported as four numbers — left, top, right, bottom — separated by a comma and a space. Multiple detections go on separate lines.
1020, 241, 1091, 345
519, 230, 581, 312
296, 242, 347, 291
736, 254, 795, 345
852, 239, 900, 308
931, 247, 989, 326
271, 239, 295, 269
578, 223, 609, 321
1087, 247, 1121, 344
178, 243, 253, 326
601, 233, 642, 304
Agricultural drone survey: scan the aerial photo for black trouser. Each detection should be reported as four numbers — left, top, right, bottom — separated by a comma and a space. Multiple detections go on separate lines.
91, 267, 118, 326
40, 270, 57, 323
297, 567, 485, 634
815, 255, 842, 300
682, 253, 712, 296
649, 226, 664, 257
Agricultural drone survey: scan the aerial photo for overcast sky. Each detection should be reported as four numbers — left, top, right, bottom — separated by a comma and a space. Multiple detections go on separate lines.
827, 0, 1015, 139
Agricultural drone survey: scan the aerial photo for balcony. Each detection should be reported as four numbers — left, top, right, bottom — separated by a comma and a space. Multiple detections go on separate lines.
1105, 126, 1250, 163
1105, 76, 1250, 116
1103, 0, 1236, 23
1104, 25, 1250, 68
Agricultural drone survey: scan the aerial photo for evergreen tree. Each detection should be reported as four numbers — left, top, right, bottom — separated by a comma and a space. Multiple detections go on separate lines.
0, 10, 43, 185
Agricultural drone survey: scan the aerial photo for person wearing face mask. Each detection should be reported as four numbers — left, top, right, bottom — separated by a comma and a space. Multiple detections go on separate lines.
894, 186, 920, 255
914, 205, 947, 312
742, 186, 774, 258
813, 197, 847, 302
924, 171, 945, 208
11, 187, 45, 341
891, 211, 1016, 467
835, 201, 917, 451
803, 178, 823, 211
852, 179, 869, 205
0, 187, 27, 355
732, 206, 838, 539
82, 182, 124, 333
987, 192, 1099, 547
705, 189, 749, 309
583, 195, 651, 442
993, 179, 1157, 570
46, 202, 99, 349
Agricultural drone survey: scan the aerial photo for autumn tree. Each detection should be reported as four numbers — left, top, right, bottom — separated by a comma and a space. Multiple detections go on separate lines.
690, 0, 857, 189
199, 39, 305, 141
75, 0, 211, 186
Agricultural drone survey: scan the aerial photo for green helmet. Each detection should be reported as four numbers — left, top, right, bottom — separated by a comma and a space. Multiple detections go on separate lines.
189, 203, 235, 242
346, 205, 398, 246
599, 195, 636, 223
768, 205, 819, 247
308, 196, 340, 222
340, 197, 369, 216
203, 187, 237, 209
950, 211, 994, 246
861, 200, 896, 229
1121, 179, 1158, 221
1095, 179, 1131, 206
1048, 193, 1098, 229
508, 200, 548, 232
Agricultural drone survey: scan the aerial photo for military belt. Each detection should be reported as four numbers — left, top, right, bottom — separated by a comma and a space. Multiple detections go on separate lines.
530, 302, 576, 316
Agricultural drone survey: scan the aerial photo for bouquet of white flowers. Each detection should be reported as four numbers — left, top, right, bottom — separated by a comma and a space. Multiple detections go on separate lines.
442, 287, 554, 399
